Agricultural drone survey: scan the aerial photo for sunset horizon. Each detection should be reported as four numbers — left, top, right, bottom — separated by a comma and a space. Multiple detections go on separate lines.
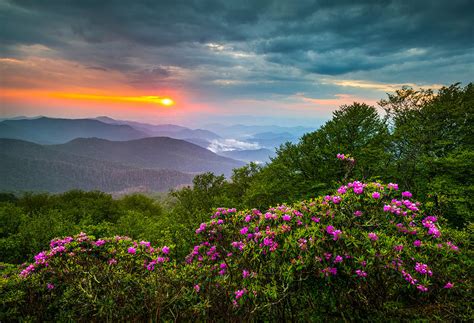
2, 1, 472, 127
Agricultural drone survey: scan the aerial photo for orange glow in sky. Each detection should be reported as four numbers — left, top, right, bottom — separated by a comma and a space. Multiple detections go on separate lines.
49, 92, 175, 107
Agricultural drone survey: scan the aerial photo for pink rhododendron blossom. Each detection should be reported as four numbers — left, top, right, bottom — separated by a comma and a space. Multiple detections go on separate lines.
402, 191, 412, 198
368, 232, 378, 241
162, 246, 170, 254
394, 245, 404, 252
127, 247, 136, 254
334, 255, 343, 263
415, 262, 433, 276
47, 283, 55, 290
355, 270, 367, 277
417, 284, 428, 292
353, 210, 362, 217
194, 284, 200, 293
282, 214, 292, 221
372, 192, 381, 199
95, 239, 106, 247
444, 282, 454, 289
235, 289, 247, 299
413, 240, 422, 247
387, 183, 399, 190
332, 230, 342, 241
332, 196, 342, 204
326, 225, 335, 234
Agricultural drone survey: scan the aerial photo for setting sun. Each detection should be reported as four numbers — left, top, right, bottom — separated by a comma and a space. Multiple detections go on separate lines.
160, 97, 174, 106
46, 93, 176, 107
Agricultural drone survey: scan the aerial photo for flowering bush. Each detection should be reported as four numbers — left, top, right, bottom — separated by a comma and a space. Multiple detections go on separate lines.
1, 233, 175, 321
1, 181, 471, 320
182, 181, 470, 320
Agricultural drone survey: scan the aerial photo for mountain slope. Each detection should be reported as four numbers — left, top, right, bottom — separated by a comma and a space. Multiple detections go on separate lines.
0, 139, 194, 193
51, 137, 245, 176
0, 117, 148, 144
95, 116, 220, 141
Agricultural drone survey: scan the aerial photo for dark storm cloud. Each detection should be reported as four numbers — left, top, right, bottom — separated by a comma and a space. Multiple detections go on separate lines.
1, 0, 473, 91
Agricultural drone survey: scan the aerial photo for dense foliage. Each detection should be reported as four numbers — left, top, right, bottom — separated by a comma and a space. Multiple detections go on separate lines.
0, 83, 472, 320
1, 181, 471, 320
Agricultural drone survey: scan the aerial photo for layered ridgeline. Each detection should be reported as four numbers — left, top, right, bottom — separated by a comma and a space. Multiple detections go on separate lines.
0, 116, 222, 145
0, 139, 194, 193
51, 137, 244, 175
0, 137, 244, 193
0, 117, 148, 144
2, 180, 469, 321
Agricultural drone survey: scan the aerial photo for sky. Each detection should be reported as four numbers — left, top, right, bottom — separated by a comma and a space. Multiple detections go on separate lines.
0, 0, 473, 127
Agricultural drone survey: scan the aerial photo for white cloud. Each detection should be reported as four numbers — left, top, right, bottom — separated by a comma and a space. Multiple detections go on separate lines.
207, 138, 261, 153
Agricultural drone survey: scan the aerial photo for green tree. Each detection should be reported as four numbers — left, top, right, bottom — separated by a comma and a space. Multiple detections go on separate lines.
381, 83, 474, 227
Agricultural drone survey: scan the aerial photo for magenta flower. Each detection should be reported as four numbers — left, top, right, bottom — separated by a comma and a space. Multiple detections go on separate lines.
332, 230, 342, 241
162, 246, 170, 254
127, 247, 136, 254
393, 245, 404, 252
355, 269, 367, 277
242, 270, 250, 278
353, 210, 362, 217
402, 191, 412, 198
195, 222, 207, 234
417, 284, 428, 292
372, 192, 381, 199
387, 183, 399, 190
244, 215, 252, 222
332, 196, 342, 204
415, 262, 432, 276
194, 284, 200, 293
47, 283, 55, 290
235, 289, 246, 299
334, 255, 343, 263
240, 226, 249, 235
311, 216, 320, 223
108, 258, 117, 265
95, 239, 106, 247
444, 282, 454, 289
326, 225, 335, 234
413, 240, 422, 247
383, 205, 391, 212
282, 214, 292, 221
337, 186, 347, 194
368, 232, 378, 241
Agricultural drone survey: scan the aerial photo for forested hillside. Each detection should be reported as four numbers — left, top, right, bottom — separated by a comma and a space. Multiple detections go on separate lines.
0, 139, 194, 192
51, 137, 245, 176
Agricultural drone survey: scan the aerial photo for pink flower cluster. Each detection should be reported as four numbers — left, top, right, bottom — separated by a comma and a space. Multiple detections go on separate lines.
414, 262, 433, 276
336, 153, 355, 163
326, 225, 342, 241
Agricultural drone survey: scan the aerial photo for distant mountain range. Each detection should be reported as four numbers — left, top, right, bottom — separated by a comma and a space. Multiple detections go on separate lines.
0, 116, 321, 193
0, 139, 194, 193
95, 116, 221, 142
0, 117, 147, 144
51, 137, 244, 176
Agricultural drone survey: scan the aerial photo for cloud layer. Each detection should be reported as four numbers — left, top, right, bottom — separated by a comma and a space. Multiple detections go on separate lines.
1, 0, 472, 125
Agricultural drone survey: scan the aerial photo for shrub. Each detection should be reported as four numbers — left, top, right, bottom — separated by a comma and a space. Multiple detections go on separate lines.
2, 181, 471, 320
184, 181, 471, 320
